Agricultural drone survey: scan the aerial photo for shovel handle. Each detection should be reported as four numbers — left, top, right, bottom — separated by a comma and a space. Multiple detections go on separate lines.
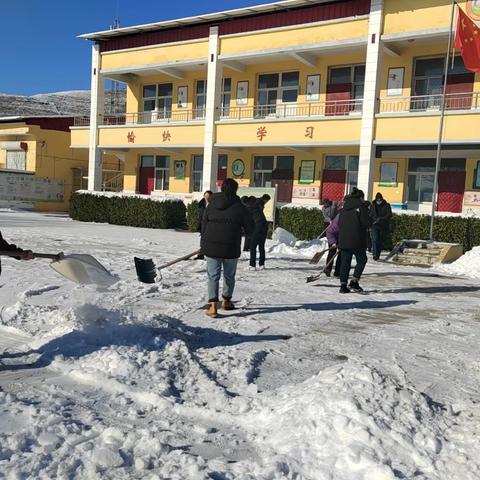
157, 249, 201, 270
0, 250, 64, 261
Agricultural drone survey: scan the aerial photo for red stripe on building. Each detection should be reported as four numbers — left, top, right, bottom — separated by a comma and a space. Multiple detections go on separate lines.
99, 0, 370, 53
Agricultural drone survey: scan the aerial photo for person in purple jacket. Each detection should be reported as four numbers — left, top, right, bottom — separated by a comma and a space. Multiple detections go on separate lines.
324, 212, 341, 277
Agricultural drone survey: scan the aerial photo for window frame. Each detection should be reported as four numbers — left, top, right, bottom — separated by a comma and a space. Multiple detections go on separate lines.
252, 154, 294, 188
142, 83, 173, 120
194, 80, 207, 119
256, 71, 300, 115
192, 154, 204, 192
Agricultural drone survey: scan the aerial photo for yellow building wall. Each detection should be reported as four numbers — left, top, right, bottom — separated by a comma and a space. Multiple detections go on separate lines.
100, 41, 209, 70
123, 149, 203, 194
98, 124, 205, 147
70, 127, 89, 147
380, 45, 480, 100
383, 0, 469, 35
125, 70, 207, 115
373, 159, 408, 205
219, 18, 369, 55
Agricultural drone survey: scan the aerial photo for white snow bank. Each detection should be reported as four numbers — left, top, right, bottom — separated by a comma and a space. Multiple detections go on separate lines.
244, 362, 475, 480
269, 227, 329, 258
436, 246, 480, 278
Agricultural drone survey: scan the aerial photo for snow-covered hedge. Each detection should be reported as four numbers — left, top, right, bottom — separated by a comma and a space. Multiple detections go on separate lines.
278, 206, 480, 250
186, 200, 200, 232
70, 192, 186, 229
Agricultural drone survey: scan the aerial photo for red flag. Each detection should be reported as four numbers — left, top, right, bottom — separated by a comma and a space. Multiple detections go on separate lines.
454, 6, 480, 72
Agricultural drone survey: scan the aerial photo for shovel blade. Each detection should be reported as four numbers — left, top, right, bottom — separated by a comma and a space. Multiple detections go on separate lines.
50, 254, 117, 286
134, 257, 157, 284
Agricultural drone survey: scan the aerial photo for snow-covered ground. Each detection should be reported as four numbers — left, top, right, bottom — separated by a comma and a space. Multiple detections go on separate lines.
0, 210, 479, 480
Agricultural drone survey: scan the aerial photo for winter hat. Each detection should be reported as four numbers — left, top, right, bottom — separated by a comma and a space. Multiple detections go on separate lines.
350, 188, 364, 199
375, 192, 384, 201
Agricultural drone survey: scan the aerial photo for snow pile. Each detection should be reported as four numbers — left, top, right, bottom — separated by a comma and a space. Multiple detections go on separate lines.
271, 227, 297, 246
436, 246, 480, 278
269, 227, 328, 258
245, 362, 474, 480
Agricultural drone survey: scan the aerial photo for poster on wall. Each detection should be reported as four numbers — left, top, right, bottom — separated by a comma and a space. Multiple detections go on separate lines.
299, 160, 316, 184
177, 86, 188, 108
292, 185, 320, 200
464, 191, 480, 206
174, 160, 186, 180
306, 75, 320, 102
379, 162, 398, 186
387, 68, 404, 96
0, 172, 64, 202
236, 81, 248, 106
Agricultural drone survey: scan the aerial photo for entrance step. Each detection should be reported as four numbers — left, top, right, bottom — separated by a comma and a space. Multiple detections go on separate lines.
391, 240, 463, 267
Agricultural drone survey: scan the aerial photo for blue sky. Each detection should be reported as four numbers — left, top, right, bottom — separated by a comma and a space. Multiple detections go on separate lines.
1, 0, 262, 96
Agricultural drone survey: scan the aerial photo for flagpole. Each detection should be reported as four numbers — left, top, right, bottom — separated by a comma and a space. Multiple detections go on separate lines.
429, 0, 457, 241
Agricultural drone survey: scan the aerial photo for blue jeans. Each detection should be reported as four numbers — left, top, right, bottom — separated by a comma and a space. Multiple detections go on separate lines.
206, 257, 238, 302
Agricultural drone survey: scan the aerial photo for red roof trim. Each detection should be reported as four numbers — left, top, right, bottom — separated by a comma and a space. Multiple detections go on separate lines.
99, 0, 370, 53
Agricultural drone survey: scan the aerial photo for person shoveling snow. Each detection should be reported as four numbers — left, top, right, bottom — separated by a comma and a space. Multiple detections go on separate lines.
0, 230, 117, 287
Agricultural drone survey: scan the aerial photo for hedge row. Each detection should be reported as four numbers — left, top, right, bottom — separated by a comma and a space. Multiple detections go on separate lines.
70, 192, 186, 229
277, 206, 480, 251
186, 200, 201, 232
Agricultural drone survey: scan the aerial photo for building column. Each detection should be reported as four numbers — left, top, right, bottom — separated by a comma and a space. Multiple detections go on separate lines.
202, 26, 223, 193
88, 44, 105, 191
357, 0, 384, 199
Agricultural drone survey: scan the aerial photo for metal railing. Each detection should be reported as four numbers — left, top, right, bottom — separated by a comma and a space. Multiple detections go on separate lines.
73, 109, 206, 127
220, 99, 363, 120
102, 170, 124, 192
379, 92, 480, 114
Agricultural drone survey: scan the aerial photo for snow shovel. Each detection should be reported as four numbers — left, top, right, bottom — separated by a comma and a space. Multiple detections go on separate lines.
306, 251, 339, 283
308, 226, 329, 264
135, 249, 201, 284
0, 250, 117, 287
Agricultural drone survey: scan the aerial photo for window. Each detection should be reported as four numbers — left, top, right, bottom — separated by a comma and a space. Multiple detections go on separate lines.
192, 155, 204, 192
407, 159, 435, 203
474, 161, 480, 189
72, 168, 88, 191
142, 84, 173, 121
6, 150, 26, 170
221, 78, 232, 116
324, 155, 359, 193
257, 71, 299, 116
140, 155, 170, 191
327, 65, 365, 113
217, 154, 228, 182
195, 80, 207, 119
253, 155, 294, 187
155, 156, 170, 191
253, 156, 274, 187
412, 56, 471, 110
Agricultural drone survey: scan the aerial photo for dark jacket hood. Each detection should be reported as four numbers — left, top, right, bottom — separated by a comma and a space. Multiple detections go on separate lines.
342, 196, 364, 211
210, 192, 239, 211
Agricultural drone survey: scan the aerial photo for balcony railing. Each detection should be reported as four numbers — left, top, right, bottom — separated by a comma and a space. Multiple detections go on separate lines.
219, 99, 363, 120
73, 108, 206, 127
379, 92, 480, 114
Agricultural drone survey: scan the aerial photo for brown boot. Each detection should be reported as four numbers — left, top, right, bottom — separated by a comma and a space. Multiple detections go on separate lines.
206, 302, 219, 318
221, 297, 235, 311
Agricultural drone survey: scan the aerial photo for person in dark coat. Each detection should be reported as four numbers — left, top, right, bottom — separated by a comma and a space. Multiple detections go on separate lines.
369, 192, 392, 260
337, 188, 371, 293
195, 190, 212, 260
201, 179, 254, 317
249, 194, 271, 270
242, 196, 255, 252
0, 232, 34, 276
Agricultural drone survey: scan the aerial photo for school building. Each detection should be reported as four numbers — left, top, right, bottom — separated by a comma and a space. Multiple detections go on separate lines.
0, 117, 123, 211
72, 0, 480, 213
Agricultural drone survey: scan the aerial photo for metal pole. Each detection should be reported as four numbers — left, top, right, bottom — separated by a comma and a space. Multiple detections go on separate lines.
429, 0, 456, 240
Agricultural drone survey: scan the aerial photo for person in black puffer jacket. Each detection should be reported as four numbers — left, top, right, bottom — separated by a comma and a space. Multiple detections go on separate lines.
0, 231, 34, 276
369, 192, 392, 261
249, 194, 270, 270
201, 179, 253, 317
337, 188, 371, 293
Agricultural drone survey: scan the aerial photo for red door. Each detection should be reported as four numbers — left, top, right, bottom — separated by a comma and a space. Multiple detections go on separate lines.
321, 170, 347, 202
437, 171, 466, 213
272, 158, 294, 203
138, 167, 154, 194
326, 83, 352, 116
445, 73, 475, 109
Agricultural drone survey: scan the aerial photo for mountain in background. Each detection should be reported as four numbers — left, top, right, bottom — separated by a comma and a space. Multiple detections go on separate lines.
0, 89, 126, 118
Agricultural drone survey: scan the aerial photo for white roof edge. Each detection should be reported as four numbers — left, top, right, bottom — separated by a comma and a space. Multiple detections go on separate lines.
78, 0, 329, 40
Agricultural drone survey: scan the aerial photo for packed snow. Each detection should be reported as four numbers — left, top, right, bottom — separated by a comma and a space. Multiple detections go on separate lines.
436, 246, 480, 279
1, 210, 480, 479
